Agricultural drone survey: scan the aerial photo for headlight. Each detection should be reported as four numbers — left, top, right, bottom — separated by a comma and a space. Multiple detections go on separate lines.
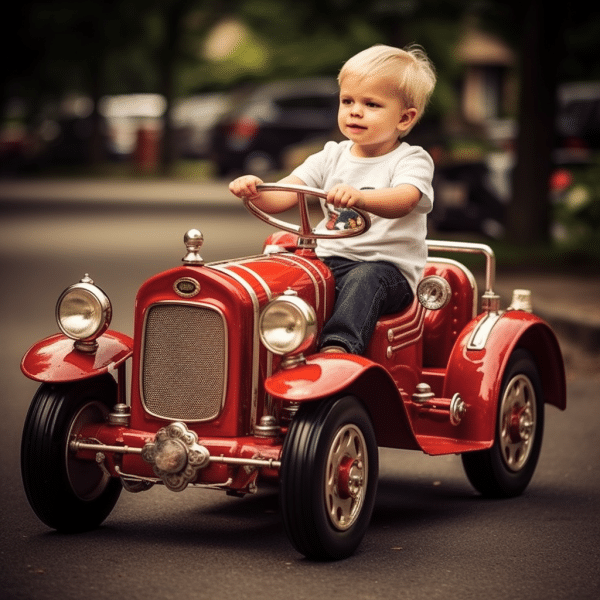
417, 275, 452, 311
259, 291, 317, 356
56, 274, 112, 350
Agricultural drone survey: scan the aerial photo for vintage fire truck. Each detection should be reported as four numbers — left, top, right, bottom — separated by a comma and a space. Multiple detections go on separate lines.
21, 184, 566, 560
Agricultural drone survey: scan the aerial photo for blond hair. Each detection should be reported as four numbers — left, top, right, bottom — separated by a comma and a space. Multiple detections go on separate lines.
339, 44, 436, 133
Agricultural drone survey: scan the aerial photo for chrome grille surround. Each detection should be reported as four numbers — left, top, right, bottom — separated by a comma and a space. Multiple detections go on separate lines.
141, 302, 227, 421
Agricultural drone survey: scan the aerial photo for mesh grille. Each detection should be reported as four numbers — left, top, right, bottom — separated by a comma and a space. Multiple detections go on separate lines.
142, 303, 226, 421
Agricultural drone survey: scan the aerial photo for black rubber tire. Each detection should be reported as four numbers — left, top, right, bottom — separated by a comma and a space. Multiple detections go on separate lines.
21, 374, 122, 532
462, 349, 545, 498
280, 396, 378, 560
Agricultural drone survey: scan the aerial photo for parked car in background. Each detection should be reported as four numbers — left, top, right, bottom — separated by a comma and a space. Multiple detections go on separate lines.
209, 78, 339, 177
430, 158, 507, 239
100, 92, 233, 162
99, 94, 166, 159
172, 93, 232, 159
556, 81, 600, 158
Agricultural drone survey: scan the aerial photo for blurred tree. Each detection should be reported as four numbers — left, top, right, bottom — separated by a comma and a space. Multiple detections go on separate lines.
2, 0, 597, 214
2, 1, 151, 165
151, 0, 242, 174
507, 0, 563, 245
470, 0, 599, 246
472, 0, 562, 245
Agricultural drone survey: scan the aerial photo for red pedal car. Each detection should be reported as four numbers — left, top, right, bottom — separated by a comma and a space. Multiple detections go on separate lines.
20, 184, 566, 560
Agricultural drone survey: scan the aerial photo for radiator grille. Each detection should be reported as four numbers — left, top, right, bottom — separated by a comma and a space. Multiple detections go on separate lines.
142, 303, 226, 421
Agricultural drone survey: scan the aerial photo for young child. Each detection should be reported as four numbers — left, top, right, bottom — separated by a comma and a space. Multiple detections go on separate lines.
229, 44, 436, 355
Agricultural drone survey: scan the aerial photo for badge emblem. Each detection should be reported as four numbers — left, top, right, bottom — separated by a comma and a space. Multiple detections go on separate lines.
174, 277, 200, 298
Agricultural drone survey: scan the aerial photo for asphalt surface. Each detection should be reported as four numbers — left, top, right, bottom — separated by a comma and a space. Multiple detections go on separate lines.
1, 177, 598, 600
1, 176, 599, 363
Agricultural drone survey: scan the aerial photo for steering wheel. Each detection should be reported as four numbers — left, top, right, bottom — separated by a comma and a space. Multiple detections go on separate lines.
243, 183, 371, 246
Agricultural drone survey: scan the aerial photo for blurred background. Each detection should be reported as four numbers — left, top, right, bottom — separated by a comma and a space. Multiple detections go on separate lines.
1, 0, 599, 260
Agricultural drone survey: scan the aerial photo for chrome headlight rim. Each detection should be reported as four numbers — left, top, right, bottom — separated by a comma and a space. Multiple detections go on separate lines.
259, 293, 317, 356
417, 275, 452, 311
55, 277, 112, 344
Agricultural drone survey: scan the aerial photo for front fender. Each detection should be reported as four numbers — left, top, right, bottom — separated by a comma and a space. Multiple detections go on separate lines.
21, 330, 133, 383
443, 310, 566, 446
266, 354, 421, 450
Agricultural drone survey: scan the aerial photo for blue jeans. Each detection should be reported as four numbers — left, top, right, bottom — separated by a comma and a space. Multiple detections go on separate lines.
320, 257, 414, 354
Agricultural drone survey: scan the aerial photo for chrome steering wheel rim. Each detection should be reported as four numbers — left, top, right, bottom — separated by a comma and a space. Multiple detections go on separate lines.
243, 183, 371, 241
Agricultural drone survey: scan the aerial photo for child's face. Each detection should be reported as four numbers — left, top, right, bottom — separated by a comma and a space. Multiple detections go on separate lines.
338, 72, 417, 158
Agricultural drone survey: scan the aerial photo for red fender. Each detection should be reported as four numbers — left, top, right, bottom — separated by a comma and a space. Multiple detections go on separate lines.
21, 330, 133, 383
443, 310, 566, 446
265, 354, 421, 450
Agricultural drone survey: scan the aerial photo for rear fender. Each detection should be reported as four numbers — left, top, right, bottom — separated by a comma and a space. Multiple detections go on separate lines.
21, 331, 133, 383
265, 354, 420, 450
443, 311, 566, 445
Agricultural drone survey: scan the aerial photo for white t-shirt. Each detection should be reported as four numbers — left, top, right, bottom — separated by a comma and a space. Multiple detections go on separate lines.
291, 140, 434, 292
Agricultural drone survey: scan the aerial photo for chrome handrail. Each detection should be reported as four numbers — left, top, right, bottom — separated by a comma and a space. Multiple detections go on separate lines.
426, 240, 500, 312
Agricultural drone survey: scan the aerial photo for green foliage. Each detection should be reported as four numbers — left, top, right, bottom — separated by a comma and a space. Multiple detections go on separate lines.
552, 158, 600, 251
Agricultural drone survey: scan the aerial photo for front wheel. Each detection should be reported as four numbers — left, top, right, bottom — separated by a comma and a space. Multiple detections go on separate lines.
21, 374, 122, 532
280, 396, 379, 560
462, 349, 544, 498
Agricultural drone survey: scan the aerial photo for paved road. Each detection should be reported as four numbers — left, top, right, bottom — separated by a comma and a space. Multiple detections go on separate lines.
0, 195, 599, 600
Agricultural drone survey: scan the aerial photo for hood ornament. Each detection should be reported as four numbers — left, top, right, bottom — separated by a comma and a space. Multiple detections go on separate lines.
182, 229, 204, 265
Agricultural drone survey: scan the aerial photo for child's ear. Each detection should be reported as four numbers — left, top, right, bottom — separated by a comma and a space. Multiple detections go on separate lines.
397, 108, 418, 134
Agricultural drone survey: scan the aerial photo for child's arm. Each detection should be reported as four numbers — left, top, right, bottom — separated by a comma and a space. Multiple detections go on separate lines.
229, 174, 307, 214
326, 183, 422, 218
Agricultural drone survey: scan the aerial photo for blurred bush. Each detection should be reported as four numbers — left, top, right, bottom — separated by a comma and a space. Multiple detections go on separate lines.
551, 157, 600, 249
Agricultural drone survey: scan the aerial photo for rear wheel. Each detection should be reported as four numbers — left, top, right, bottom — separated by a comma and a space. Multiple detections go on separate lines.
280, 396, 378, 560
462, 349, 544, 497
21, 374, 122, 531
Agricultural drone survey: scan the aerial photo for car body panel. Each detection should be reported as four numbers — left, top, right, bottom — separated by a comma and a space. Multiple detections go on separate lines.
21, 330, 133, 383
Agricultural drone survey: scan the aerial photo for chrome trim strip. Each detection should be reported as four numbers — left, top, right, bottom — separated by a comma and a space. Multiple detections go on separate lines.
234, 264, 273, 302
388, 324, 426, 354
387, 304, 425, 342
467, 311, 503, 350
140, 300, 228, 422
269, 254, 327, 322
209, 265, 261, 426
207, 254, 267, 267
222, 262, 276, 414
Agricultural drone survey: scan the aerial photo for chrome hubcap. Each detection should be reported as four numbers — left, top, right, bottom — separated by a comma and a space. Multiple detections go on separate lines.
325, 424, 368, 531
499, 374, 537, 472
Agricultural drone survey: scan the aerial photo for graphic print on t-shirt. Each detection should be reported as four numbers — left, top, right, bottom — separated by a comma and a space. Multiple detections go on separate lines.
325, 207, 364, 230
324, 187, 373, 231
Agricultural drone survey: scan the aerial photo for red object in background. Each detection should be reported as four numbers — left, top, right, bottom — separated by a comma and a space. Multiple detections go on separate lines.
226, 117, 259, 150
550, 168, 574, 192
133, 127, 159, 172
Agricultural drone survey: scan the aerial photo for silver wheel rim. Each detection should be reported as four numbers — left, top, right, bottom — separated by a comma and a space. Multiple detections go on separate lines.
499, 374, 537, 472
66, 401, 111, 500
325, 424, 368, 531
